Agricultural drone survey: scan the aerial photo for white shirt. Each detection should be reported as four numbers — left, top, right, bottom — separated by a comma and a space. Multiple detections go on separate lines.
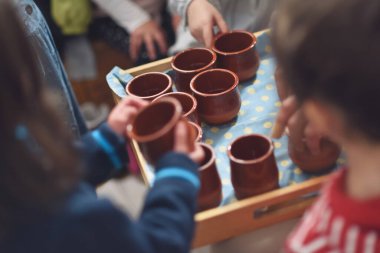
92, 0, 166, 32
168, 0, 277, 53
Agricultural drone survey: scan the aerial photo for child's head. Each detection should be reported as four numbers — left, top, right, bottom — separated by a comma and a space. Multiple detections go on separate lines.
0, 0, 80, 235
272, 0, 380, 144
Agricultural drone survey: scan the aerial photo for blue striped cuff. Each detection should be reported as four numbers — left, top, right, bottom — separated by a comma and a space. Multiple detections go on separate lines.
154, 167, 200, 189
91, 130, 123, 170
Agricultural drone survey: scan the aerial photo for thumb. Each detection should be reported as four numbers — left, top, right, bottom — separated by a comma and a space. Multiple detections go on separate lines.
174, 121, 189, 154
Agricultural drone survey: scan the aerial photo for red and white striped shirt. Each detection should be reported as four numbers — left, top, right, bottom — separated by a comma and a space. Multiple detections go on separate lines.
285, 169, 380, 253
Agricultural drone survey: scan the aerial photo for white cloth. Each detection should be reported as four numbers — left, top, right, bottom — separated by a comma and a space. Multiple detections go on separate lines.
92, 0, 166, 32
168, 0, 277, 54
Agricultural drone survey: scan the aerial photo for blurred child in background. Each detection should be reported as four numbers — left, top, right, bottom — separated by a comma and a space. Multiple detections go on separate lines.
272, 0, 380, 251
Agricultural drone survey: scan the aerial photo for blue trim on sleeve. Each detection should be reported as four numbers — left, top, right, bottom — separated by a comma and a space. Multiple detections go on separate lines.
154, 167, 200, 189
91, 130, 122, 170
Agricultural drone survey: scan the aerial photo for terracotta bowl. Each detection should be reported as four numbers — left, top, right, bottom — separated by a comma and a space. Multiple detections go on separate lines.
197, 143, 222, 211
212, 31, 260, 81
228, 134, 279, 200
153, 92, 200, 124
171, 48, 216, 93
288, 138, 341, 173
190, 68, 241, 125
188, 121, 203, 142
128, 97, 182, 164
126, 72, 172, 101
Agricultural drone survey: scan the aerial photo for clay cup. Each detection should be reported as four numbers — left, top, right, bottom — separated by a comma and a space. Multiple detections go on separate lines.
153, 92, 200, 124
126, 72, 172, 101
228, 134, 279, 200
212, 31, 260, 81
171, 48, 216, 93
197, 143, 222, 211
190, 68, 241, 125
128, 97, 188, 164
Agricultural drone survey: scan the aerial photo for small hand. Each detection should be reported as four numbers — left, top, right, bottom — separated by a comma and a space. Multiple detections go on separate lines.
174, 121, 204, 164
187, 0, 228, 48
272, 96, 322, 155
130, 20, 168, 61
107, 97, 148, 136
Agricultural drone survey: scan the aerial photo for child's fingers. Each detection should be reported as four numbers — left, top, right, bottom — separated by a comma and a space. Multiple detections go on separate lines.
213, 10, 228, 34
271, 96, 298, 138
287, 110, 308, 152
203, 24, 214, 48
174, 121, 189, 154
121, 97, 149, 109
189, 144, 205, 164
304, 124, 322, 155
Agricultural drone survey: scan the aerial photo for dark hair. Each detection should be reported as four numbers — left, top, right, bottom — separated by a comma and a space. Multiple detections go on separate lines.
272, 0, 380, 140
0, 0, 81, 237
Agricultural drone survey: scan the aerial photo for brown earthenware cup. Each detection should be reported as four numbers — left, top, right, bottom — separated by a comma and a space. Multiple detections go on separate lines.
190, 68, 241, 125
188, 121, 203, 142
153, 92, 200, 124
128, 97, 183, 164
197, 143, 222, 211
228, 134, 279, 200
171, 48, 217, 93
126, 72, 172, 101
212, 31, 260, 81
288, 137, 341, 173
275, 65, 341, 173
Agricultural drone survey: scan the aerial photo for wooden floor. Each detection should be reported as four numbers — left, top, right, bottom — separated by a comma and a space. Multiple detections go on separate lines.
70, 40, 133, 107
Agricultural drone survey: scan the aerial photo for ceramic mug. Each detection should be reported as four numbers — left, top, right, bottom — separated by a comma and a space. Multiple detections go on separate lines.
288, 136, 341, 173
128, 97, 194, 164
171, 48, 217, 93
153, 92, 200, 124
212, 31, 260, 82
228, 134, 279, 200
197, 143, 222, 211
275, 66, 341, 173
126, 72, 172, 101
190, 68, 241, 125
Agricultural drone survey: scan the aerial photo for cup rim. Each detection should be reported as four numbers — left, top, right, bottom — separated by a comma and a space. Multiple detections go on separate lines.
171, 47, 217, 74
188, 121, 203, 142
227, 134, 274, 164
212, 30, 257, 56
152, 91, 197, 118
190, 68, 239, 97
199, 143, 216, 172
125, 72, 172, 100
128, 97, 182, 142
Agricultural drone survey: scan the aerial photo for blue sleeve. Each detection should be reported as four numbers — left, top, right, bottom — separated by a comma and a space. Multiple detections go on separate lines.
78, 122, 129, 186
57, 152, 199, 253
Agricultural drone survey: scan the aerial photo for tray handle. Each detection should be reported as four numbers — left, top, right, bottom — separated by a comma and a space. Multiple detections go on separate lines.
192, 175, 329, 248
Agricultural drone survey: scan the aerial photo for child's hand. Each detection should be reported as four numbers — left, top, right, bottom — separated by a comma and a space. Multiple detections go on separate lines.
187, 0, 228, 48
272, 96, 322, 155
130, 20, 168, 61
174, 121, 204, 164
107, 97, 148, 136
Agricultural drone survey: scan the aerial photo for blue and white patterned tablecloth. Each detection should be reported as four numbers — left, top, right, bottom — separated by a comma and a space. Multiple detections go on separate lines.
106, 30, 345, 206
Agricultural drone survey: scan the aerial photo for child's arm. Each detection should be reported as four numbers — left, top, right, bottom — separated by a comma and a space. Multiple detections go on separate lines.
78, 97, 147, 186
169, 0, 228, 48
60, 123, 203, 253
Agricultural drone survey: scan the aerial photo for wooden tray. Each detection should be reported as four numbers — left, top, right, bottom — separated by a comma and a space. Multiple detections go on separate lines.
110, 31, 330, 248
